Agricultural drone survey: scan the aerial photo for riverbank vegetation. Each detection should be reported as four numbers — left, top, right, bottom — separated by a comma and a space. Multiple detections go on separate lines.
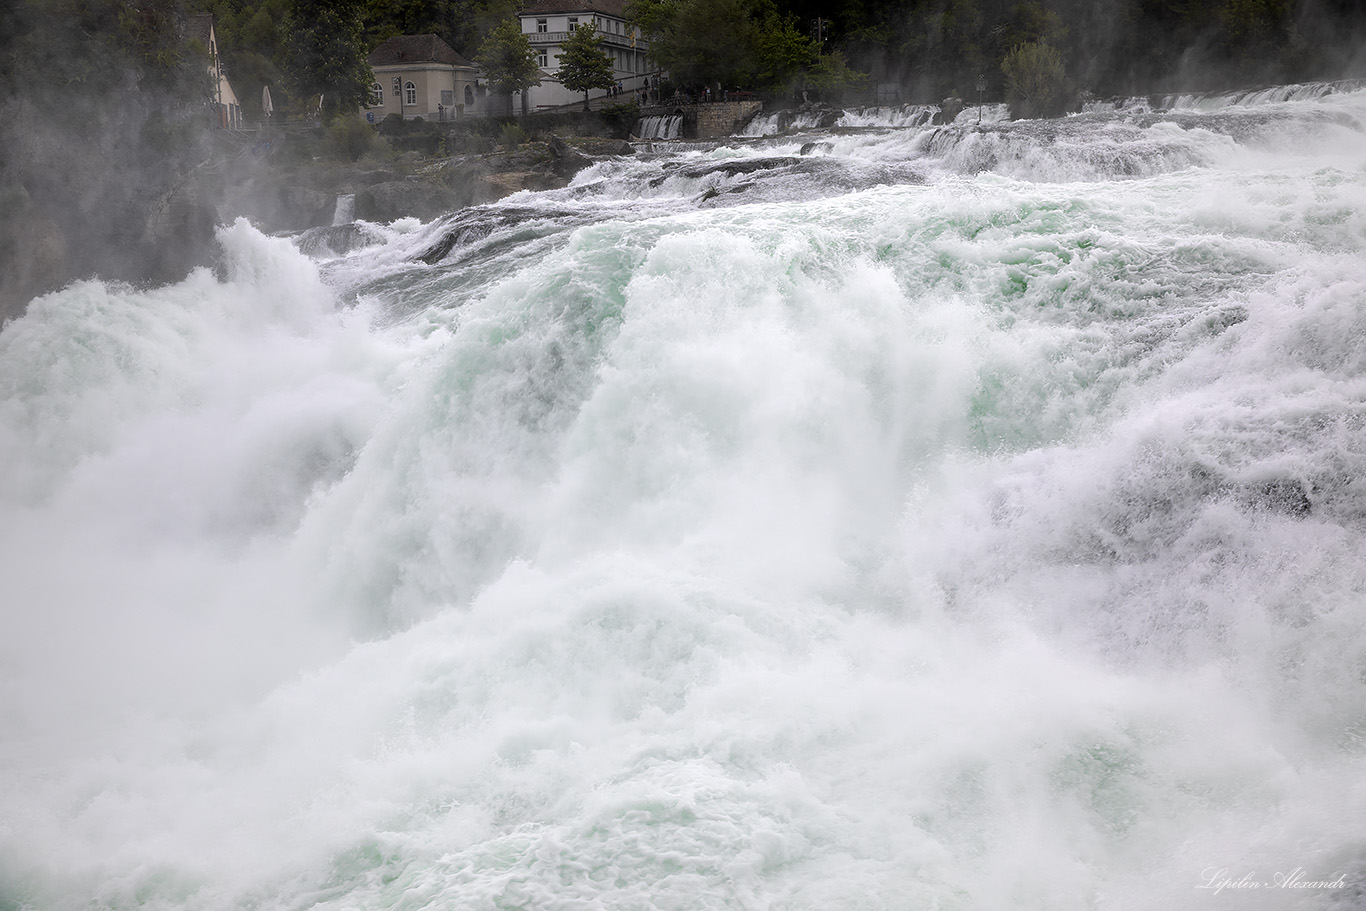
1, 0, 1362, 323
195, 0, 1366, 120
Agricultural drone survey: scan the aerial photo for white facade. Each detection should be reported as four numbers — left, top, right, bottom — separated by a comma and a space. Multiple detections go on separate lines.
361, 35, 487, 123
191, 15, 243, 129
518, 2, 657, 111
364, 64, 484, 122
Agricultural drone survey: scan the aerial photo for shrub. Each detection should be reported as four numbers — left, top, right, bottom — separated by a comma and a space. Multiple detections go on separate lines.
500, 122, 529, 148
1001, 41, 1066, 119
599, 100, 641, 139
326, 116, 380, 161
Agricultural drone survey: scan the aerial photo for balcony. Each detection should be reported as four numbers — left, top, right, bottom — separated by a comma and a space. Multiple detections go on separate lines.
526, 29, 647, 51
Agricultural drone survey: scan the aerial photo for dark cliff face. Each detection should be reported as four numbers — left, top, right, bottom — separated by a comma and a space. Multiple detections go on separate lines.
0, 0, 219, 328
0, 104, 220, 328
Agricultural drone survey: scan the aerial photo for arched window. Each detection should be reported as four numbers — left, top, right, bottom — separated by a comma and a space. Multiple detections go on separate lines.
404, 81, 417, 105
371, 83, 383, 106
464, 85, 474, 106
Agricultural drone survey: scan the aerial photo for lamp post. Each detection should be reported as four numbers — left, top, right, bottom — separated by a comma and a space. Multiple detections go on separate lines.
976, 74, 985, 123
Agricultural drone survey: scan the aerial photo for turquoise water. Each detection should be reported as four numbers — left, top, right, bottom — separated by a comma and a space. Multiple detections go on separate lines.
2, 86, 1365, 910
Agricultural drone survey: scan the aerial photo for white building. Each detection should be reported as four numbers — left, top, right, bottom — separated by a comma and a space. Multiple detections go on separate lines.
519, 0, 656, 111
363, 34, 486, 122
189, 14, 243, 129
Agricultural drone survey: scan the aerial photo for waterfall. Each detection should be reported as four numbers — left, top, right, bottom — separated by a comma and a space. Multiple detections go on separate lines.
634, 113, 683, 140
331, 193, 355, 226
5, 82, 1366, 911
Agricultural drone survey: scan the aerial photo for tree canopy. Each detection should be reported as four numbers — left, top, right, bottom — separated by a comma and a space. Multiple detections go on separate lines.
1001, 39, 1064, 118
556, 23, 617, 109
629, 0, 759, 89
186, 0, 1365, 117
475, 19, 542, 98
627, 0, 865, 97
282, 0, 374, 119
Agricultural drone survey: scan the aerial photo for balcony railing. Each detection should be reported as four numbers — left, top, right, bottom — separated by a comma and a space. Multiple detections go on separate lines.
526, 29, 647, 50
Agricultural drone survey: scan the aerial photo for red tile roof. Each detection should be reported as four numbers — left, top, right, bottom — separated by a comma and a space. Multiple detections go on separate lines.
368, 34, 474, 68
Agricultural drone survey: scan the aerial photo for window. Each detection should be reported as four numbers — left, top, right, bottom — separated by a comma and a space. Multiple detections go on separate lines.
464, 85, 474, 106
404, 81, 416, 105
537, 50, 547, 68
371, 83, 383, 106
536, 18, 547, 32
567, 16, 578, 29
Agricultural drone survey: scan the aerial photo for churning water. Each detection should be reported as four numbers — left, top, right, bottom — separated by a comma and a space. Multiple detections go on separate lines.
3, 83, 1366, 911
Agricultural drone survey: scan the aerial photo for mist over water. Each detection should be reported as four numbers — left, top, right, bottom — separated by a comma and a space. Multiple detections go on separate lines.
3, 85, 1366, 910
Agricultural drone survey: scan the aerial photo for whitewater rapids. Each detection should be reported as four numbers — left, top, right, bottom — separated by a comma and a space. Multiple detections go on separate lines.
2, 83, 1365, 910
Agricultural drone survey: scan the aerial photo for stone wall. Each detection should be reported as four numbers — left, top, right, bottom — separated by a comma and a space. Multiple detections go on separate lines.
690, 101, 763, 139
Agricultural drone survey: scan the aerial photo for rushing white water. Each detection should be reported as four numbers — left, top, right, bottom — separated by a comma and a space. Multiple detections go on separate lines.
636, 114, 684, 141
331, 193, 356, 227
3, 83, 1366, 911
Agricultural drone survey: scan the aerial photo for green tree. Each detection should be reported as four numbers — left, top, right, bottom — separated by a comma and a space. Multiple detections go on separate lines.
629, 0, 759, 88
556, 23, 617, 110
282, 0, 374, 119
1001, 39, 1064, 118
197, 0, 290, 119
805, 47, 867, 98
753, 11, 815, 92
475, 19, 541, 110
359, 0, 507, 60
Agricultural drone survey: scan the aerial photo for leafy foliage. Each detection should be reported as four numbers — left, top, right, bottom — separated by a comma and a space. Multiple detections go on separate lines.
629, 0, 761, 88
327, 114, 386, 160
599, 99, 642, 137
0, 0, 215, 305
475, 19, 542, 98
500, 121, 530, 148
195, 0, 289, 118
557, 23, 618, 109
753, 11, 815, 90
629, 0, 866, 95
282, 0, 374, 119
184, 0, 1364, 118
1001, 39, 1064, 118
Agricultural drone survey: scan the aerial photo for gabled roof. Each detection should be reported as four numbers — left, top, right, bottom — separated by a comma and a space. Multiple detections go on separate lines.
519, 0, 630, 18
368, 34, 474, 68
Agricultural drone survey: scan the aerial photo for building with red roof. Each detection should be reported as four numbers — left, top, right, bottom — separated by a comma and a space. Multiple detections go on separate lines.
363, 34, 485, 122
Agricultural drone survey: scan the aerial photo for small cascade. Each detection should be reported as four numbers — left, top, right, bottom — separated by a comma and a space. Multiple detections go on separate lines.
635, 114, 683, 140
331, 193, 356, 226
740, 113, 783, 137
951, 102, 1011, 124
837, 104, 939, 128
1156, 79, 1361, 112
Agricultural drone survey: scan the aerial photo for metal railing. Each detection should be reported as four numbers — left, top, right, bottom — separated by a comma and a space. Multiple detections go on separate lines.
527, 29, 647, 50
